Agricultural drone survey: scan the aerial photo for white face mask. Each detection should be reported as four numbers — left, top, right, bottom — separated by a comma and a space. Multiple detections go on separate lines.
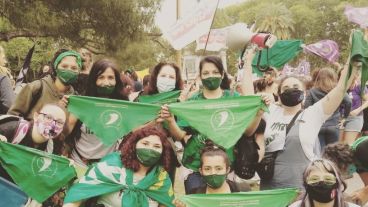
157, 77, 176, 93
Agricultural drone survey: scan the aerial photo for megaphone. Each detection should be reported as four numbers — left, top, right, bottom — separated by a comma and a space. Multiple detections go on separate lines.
226, 23, 277, 50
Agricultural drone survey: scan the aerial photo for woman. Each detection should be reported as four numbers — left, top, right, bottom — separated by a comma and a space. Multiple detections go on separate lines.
66, 59, 127, 167
173, 140, 243, 207
7, 49, 82, 122
289, 159, 359, 207
145, 62, 183, 95
340, 75, 368, 145
304, 68, 351, 149
0, 104, 67, 206
160, 52, 264, 193
63, 124, 175, 207
259, 60, 359, 190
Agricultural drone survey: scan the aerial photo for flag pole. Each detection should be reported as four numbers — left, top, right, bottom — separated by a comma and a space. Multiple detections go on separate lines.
202, 0, 220, 56
176, 0, 182, 69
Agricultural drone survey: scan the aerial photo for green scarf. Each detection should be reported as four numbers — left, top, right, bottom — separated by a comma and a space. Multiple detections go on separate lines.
64, 152, 174, 207
348, 30, 368, 95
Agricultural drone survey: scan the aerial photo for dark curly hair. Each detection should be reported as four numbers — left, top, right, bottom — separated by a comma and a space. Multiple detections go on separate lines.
322, 143, 354, 172
119, 125, 174, 172
147, 62, 183, 95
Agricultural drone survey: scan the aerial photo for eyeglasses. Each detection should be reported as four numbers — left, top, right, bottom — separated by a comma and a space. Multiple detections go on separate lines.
39, 113, 65, 128
306, 174, 337, 186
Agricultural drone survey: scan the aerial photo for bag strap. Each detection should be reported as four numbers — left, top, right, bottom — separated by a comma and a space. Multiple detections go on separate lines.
286, 110, 303, 135
26, 79, 43, 117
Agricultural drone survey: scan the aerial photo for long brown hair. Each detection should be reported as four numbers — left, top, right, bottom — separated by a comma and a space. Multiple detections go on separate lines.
313, 68, 338, 93
119, 125, 174, 172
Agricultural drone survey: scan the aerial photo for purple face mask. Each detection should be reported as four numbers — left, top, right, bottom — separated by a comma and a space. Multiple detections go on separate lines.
36, 121, 63, 140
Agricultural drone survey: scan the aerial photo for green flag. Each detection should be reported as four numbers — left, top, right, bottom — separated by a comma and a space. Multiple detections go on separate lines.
0, 142, 76, 203
252, 40, 303, 76
179, 188, 298, 207
170, 95, 268, 149
64, 152, 174, 207
349, 29, 368, 94
139, 90, 181, 104
68, 96, 161, 145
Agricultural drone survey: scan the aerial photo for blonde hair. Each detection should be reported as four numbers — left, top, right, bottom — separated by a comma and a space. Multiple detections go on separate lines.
313, 68, 338, 93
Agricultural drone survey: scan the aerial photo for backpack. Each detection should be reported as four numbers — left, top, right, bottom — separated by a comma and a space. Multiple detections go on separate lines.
233, 119, 265, 179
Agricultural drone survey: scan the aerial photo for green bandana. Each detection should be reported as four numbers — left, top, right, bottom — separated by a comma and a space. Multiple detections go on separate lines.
203, 174, 226, 189
136, 148, 162, 167
351, 136, 368, 151
96, 86, 115, 96
56, 68, 78, 85
53, 50, 82, 70
64, 152, 174, 207
348, 30, 368, 96
202, 77, 222, 90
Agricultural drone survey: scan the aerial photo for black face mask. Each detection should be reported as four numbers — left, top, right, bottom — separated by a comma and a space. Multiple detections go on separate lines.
279, 88, 304, 107
306, 182, 337, 203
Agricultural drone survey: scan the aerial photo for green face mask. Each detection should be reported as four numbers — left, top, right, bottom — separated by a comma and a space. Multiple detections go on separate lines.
203, 174, 226, 189
96, 86, 115, 96
136, 148, 162, 167
56, 69, 78, 85
201, 77, 222, 90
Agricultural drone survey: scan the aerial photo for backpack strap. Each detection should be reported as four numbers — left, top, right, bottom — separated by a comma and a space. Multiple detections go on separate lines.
286, 110, 303, 136
26, 79, 43, 116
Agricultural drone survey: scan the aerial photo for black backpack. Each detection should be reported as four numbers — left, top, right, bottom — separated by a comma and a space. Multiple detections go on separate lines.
233, 119, 265, 179
234, 135, 260, 179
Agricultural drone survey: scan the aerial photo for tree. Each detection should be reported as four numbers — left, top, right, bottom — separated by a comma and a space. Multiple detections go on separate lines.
254, 3, 295, 40
0, 0, 161, 52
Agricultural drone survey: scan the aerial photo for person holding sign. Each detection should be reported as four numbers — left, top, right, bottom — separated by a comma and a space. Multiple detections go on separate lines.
160, 49, 266, 193
289, 159, 359, 207
63, 124, 175, 207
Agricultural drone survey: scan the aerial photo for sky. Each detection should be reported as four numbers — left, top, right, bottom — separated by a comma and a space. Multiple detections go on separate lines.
155, 0, 247, 32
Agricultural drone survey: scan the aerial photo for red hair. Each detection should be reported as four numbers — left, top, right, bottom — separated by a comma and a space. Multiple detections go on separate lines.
119, 125, 174, 172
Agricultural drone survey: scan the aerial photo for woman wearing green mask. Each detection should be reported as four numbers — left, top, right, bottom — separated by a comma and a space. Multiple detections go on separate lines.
8, 49, 82, 121
173, 141, 242, 207
160, 51, 265, 194
65, 59, 128, 167
63, 124, 176, 207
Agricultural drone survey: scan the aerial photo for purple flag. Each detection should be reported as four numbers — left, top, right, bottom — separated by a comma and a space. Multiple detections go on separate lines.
303, 40, 339, 63
344, 5, 368, 28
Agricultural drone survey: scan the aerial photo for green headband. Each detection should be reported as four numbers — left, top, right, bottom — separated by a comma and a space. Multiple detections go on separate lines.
53, 50, 82, 70
351, 136, 368, 151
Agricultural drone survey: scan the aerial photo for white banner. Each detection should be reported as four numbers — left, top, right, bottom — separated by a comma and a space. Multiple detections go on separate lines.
196, 28, 227, 51
163, 0, 218, 50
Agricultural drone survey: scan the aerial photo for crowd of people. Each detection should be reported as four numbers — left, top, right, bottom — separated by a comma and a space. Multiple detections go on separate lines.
0, 39, 367, 207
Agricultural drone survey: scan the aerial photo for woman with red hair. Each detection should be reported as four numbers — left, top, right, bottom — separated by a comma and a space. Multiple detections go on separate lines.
63, 124, 176, 207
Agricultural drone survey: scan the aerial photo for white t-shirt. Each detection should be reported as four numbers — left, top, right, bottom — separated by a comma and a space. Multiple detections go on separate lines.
289, 200, 360, 207
263, 102, 329, 160
71, 124, 117, 166
97, 175, 159, 207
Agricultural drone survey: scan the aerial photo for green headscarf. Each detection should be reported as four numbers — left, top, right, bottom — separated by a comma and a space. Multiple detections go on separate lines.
53, 50, 83, 70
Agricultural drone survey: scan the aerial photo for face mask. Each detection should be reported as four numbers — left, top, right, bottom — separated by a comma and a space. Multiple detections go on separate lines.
35, 121, 62, 140
56, 69, 78, 85
157, 77, 176, 93
306, 182, 337, 203
96, 86, 115, 96
136, 148, 162, 167
203, 174, 227, 189
201, 77, 222, 90
279, 88, 304, 107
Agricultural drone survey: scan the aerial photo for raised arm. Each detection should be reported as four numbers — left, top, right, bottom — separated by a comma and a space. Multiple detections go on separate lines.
239, 46, 257, 96
321, 62, 360, 116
